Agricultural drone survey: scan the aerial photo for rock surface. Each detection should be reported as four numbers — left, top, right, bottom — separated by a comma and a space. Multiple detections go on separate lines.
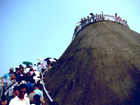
44, 21, 140, 105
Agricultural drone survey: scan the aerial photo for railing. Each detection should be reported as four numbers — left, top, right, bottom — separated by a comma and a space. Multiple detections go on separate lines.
41, 70, 53, 102
0, 70, 54, 104
103, 14, 129, 27
72, 14, 129, 41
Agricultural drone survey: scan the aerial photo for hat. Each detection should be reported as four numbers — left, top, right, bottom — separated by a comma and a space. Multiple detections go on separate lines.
10, 67, 14, 71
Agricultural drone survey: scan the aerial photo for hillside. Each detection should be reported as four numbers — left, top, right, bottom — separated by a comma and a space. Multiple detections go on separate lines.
44, 21, 140, 105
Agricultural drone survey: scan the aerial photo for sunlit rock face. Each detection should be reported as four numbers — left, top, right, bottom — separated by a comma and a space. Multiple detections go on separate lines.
44, 21, 140, 105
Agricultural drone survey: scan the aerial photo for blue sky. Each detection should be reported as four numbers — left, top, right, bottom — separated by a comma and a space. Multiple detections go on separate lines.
0, 0, 140, 77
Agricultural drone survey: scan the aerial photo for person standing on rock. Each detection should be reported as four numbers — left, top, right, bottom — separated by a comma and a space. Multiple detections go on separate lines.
90, 13, 95, 22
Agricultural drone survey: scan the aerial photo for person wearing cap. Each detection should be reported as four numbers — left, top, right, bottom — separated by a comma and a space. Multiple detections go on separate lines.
1, 68, 14, 80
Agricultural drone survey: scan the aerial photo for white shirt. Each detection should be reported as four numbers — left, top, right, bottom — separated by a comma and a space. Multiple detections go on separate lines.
24, 68, 30, 73
9, 96, 30, 105
42, 62, 48, 69
49, 58, 56, 63
19, 80, 26, 85
37, 64, 43, 72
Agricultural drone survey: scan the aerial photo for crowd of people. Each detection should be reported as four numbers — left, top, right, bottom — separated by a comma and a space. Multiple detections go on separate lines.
72, 12, 128, 40
0, 57, 58, 105
73, 12, 103, 35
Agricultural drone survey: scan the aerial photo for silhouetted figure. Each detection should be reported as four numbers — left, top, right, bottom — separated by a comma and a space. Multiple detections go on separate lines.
115, 13, 117, 21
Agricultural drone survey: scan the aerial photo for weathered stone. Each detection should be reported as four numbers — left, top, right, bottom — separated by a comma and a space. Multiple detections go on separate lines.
44, 21, 140, 105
